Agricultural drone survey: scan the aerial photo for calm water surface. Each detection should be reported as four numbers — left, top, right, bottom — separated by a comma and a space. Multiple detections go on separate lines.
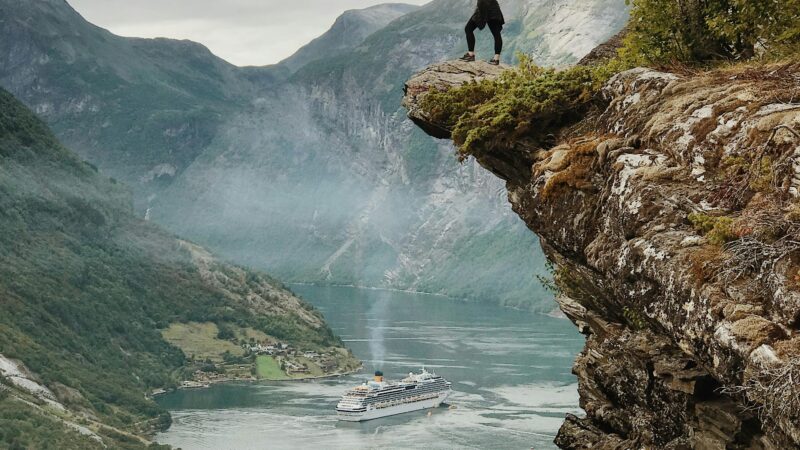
155, 285, 584, 449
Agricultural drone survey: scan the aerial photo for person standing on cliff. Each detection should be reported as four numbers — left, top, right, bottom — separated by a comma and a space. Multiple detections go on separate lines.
459, 0, 505, 65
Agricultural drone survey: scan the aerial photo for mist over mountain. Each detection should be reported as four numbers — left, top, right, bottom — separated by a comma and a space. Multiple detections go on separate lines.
0, 0, 629, 308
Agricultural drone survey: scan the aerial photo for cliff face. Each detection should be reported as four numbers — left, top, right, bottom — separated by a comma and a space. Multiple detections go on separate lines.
404, 62, 800, 448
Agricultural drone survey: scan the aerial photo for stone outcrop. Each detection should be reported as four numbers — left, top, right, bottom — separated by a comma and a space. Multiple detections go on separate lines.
403, 60, 510, 139
403, 60, 539, 186
404, 60, 800, 448
577, 27, 627, 66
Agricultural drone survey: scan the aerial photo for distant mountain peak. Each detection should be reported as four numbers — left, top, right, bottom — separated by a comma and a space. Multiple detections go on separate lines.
278, 3, 419, 73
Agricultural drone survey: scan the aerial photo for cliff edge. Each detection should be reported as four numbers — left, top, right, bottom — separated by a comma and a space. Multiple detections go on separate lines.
404, 61, 800, 448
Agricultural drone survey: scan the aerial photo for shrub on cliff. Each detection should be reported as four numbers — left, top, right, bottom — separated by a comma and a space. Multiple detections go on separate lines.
420, 58, 621, 159
621, 0, 800, 64
724, 357, 800, 439
688, 213, 737, 245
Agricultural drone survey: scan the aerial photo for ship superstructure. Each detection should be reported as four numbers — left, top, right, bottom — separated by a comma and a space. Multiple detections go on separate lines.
336, 368, 452, 421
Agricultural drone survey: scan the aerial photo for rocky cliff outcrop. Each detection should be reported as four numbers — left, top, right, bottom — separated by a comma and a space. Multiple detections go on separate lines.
403, 61, 510, 139
404, 61, 800, 448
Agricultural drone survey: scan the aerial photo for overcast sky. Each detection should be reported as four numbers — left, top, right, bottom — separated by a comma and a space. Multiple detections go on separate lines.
69, 0, 430, 67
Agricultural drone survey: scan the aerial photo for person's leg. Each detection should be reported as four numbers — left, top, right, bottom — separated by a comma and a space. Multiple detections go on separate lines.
488, 21, 503, 60
465, 20, 477, 54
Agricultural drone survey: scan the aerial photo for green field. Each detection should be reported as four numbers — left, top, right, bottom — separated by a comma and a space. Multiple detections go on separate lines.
161, 322, 244, 362
255, 356, 288, 380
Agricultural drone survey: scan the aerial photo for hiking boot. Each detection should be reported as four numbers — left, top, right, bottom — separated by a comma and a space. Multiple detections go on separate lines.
488, 57, 500, 65
459, 53, 476, 62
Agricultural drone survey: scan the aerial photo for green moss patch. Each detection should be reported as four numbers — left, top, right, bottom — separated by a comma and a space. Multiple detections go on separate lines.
688, 213, 737, 246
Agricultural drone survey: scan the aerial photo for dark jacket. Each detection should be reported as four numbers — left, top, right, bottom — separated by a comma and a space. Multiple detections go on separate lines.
470, 0, 505, 29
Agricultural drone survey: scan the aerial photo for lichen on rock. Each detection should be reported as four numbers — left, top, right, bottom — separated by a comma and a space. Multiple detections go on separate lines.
403, 60, 800, 448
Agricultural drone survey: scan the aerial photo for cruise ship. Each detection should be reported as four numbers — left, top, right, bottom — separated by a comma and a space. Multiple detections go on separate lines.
336, 368, 452, 421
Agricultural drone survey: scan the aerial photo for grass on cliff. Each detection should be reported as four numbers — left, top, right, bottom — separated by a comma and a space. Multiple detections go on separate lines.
0, 397, 103, 450
420, 57, 624, 159
688, 213, 738, 246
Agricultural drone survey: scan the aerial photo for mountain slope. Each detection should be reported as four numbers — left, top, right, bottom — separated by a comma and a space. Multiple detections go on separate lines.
0, 0, 629, 309
151, 0, 630, 308
0, 0, 281, 209
0, 87, 350, 448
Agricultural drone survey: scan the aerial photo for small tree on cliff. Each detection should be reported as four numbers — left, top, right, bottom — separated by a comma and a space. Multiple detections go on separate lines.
622, 0, 800, 64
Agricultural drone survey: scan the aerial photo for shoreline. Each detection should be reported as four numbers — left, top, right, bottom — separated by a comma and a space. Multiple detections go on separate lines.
290, 281, 564, 315
288, 281, 452, 299
149, 365, 364, 397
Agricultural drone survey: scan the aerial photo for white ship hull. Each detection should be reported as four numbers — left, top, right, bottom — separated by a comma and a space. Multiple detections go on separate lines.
337, 390, 450, 422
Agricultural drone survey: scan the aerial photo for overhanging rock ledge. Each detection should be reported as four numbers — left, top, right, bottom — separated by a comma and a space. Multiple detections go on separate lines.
403, 59, 800, 449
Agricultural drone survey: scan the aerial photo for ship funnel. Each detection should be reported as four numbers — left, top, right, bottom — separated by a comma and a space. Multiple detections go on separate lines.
374, 370, 384, 382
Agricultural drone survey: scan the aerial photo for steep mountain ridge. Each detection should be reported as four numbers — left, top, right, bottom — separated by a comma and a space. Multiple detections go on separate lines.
279, 3, 420, 73
0, 0, 629, 308
404, 59, 800, 448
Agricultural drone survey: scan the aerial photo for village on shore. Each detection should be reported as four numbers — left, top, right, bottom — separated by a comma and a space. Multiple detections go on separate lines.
152, 322, 362, 395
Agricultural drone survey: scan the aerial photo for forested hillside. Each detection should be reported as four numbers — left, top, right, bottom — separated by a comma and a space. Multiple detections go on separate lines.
0, 87, 349, 448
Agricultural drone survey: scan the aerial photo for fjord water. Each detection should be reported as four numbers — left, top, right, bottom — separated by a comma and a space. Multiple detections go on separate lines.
155, 286, 583, 449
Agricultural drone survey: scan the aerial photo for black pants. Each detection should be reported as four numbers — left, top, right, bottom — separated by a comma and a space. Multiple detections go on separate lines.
465, 19, 503, 54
